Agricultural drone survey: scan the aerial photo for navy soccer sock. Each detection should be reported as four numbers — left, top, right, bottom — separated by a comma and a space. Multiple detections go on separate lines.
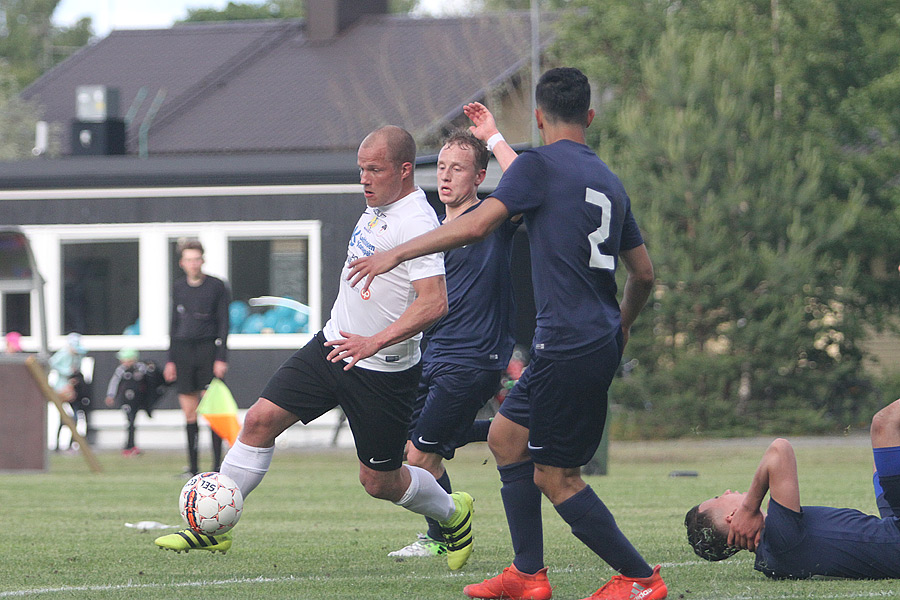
425, 470, 452, 541
555, 485, 652, 579
499, 460, 544, 575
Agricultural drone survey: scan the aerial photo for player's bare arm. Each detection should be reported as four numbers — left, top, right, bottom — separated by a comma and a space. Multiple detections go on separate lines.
324, 275, 448, 370
619, 244, 654, 345
728, 438, 799, 551
464, 102, 518, 172
347, 198, 510, 291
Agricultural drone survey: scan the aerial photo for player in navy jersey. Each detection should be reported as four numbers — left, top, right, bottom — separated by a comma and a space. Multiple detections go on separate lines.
388, 131, 519, 559
348, 68, 665, 600
686, 398, 900, 580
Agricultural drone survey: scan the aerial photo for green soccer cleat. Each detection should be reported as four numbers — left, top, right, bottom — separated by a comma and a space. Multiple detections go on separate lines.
439, 491, 474, 570
154, 529, 233, 554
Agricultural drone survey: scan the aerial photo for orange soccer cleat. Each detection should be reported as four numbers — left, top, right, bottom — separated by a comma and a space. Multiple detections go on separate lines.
580, 565, 667, 600
464, 563, 553, 600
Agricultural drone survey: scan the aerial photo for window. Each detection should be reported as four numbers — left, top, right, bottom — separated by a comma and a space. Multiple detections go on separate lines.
2, 293, 31, 336
228, 238, 310, 334
62, 241, 139, 335
21, 217, 321, 350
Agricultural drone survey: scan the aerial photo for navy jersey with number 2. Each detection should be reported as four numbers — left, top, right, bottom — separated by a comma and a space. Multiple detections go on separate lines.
489, 139, 644, 359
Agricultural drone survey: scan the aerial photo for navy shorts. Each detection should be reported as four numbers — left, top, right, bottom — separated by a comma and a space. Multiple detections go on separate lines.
499, 333, 622, 468
409, 362, 502, 460
261, 332, 421, 472
170, 338, 217, 395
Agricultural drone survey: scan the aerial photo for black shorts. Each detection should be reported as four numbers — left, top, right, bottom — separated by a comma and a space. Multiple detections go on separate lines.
170, 338, 217, 395
499, 332, 623, 468
409, 362, 501, 460
261, 332, 421, 472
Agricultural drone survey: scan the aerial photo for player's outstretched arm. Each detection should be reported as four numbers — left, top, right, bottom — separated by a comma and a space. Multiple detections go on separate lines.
464, 102, 518, 172
347, 198, 510, 290
728, 438, 799, 551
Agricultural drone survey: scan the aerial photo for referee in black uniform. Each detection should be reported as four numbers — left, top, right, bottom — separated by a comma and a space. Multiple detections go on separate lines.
164, 239, 230, 477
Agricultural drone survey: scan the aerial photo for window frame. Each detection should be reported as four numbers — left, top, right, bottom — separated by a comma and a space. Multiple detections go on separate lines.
21, 220, 321, 352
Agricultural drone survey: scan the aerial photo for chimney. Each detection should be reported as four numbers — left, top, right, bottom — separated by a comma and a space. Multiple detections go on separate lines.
306, 0, 388, 42
71, 85, 126, 156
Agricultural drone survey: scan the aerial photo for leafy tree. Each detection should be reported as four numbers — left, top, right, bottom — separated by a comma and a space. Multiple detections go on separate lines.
605, 27, 873, 435
557, 0, 900, 309
182, 0, 422, 23
0, 0, 92, 87
544, 0, 900, 434
477, 0, 573, 10
0, 64, 52, 158
183, 1, 304, 22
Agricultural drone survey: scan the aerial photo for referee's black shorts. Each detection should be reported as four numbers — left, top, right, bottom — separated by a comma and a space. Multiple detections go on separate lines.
261, 331, 421, 472
170, 338, 217, 395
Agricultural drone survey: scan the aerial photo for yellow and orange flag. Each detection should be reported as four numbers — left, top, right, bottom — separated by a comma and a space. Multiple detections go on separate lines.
198, 378, 241, 446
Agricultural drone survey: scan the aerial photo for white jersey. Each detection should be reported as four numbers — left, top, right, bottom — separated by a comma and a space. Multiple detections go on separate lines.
324, 187, 444, 372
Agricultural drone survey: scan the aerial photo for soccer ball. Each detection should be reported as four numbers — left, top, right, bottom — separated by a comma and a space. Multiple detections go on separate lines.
180, 471, 243, 535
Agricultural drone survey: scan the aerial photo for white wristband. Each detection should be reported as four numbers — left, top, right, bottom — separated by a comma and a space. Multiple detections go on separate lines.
486, 132, 505, 152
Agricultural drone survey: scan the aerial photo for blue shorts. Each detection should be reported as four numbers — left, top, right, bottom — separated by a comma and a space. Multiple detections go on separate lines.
409, 361, 501, 460
261, 332, 421, 472
499, 333, 622, 468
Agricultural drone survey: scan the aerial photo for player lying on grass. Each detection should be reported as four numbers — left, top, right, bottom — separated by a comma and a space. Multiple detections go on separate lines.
686, 398, 900, 579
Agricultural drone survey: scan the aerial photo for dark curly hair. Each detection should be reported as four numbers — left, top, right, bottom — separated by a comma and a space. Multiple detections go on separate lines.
684, 504, 741, 561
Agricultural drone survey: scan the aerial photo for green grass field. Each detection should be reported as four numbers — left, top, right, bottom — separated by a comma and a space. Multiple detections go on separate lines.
2, 435, 892, 600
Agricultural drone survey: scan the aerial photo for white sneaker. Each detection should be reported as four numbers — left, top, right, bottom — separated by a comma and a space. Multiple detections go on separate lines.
388, 533, 447, 557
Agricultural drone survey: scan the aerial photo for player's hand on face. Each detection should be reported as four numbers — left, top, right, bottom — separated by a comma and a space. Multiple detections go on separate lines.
727, 504, 764, 551
347, 251, 400, 291
324, 330, 380, 371
464, 102, 499, 142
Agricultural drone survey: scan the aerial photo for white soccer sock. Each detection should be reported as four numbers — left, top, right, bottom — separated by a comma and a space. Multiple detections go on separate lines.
394, 465, 456, 521
220, 439, 274, 498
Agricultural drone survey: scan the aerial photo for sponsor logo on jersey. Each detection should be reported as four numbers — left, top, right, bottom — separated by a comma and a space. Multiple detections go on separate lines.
366, 208, 387, 232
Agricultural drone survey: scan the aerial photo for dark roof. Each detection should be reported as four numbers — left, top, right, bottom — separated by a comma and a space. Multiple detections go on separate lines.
23, 13, 555, 156
0, 151, 360, 190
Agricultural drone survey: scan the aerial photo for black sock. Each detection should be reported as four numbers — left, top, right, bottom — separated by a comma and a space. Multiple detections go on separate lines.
186, 422, 199, 474
211, 430, 223, 471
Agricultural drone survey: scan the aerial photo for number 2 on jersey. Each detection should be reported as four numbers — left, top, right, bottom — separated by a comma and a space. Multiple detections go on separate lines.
585, 188, 614, 270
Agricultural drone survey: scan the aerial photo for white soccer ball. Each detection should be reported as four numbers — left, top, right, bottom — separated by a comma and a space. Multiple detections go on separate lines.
180, 471, 243, 535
